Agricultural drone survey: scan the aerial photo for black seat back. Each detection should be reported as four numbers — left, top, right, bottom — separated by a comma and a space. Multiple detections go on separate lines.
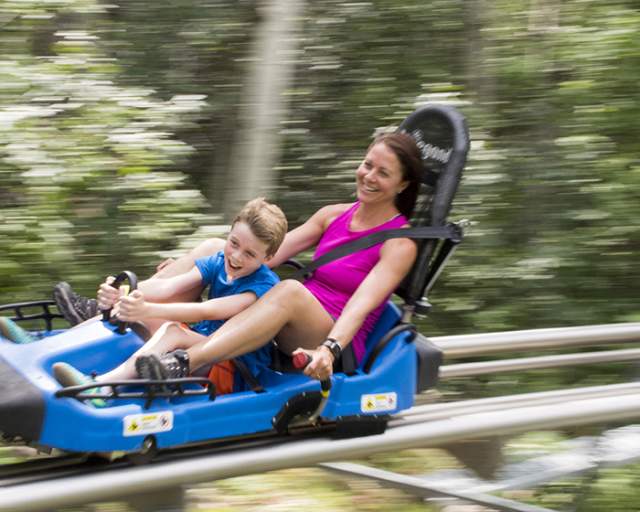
394, 104, 469, 313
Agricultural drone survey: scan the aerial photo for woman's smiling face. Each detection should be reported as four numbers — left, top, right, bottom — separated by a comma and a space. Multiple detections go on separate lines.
356, 142, 408, 207
223, 221, 270, 281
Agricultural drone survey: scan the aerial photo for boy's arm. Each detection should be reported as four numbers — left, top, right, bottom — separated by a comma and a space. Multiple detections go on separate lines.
98, 266, 204, 309
120, 291, 258, 324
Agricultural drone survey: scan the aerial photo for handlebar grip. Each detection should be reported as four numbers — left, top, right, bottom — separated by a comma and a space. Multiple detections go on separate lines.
293, 352, 312, 369
293, 352, 331, 393
101, 271, 138, 334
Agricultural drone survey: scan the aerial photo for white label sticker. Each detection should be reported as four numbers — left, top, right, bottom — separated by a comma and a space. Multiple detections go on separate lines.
123, 411, 173, 437
360, 392, 397, 413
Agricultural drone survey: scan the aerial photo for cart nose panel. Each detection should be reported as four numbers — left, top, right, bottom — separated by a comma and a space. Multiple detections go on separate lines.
0, 356, 45, 442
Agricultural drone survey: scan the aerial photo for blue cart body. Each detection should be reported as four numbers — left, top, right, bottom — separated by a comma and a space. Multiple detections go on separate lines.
0, 302, 416, 454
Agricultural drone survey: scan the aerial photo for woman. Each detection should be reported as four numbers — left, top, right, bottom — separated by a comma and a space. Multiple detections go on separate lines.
100, 132, 422, 382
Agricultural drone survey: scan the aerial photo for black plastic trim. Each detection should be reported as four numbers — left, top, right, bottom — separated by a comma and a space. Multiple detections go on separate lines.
0, 356, 45, 442
415, 333, 443, 391
272, 391, 323, 434
0, 299, 63, 331
334, 414, 389, 438
362, 323, 417, 374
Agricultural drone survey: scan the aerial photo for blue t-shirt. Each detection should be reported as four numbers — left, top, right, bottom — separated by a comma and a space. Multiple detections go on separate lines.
192, 251, 279, 392
192, 250, 279, 336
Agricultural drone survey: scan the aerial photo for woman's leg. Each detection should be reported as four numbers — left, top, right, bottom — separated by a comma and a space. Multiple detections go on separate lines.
187, 280, 334, 372
97, 322, 208, 381
149, 238, 225, 280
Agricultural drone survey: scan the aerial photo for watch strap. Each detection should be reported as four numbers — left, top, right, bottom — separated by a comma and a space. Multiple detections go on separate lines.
322, 338, 342, 360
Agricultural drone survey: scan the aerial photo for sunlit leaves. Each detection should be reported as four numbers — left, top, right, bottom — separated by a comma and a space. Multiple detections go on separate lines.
0, 0, 208, 298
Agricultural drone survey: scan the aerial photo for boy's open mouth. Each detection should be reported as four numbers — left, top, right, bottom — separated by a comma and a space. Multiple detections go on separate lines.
228, 260, 242, 271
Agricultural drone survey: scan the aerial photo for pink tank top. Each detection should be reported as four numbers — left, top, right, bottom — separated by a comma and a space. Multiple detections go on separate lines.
303, 202, 409, 363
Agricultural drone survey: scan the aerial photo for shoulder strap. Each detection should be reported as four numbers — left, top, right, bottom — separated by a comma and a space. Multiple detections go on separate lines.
293, 223, 462, 280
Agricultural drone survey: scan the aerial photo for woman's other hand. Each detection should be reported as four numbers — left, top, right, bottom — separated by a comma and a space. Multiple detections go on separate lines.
117, 290, 148, 321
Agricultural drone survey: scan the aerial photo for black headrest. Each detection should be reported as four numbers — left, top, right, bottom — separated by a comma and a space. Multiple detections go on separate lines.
393, 104, 469, 308
398, 104, 469, 226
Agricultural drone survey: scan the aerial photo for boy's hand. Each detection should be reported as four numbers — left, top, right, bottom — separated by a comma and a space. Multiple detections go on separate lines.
97, 276, 122, 311
117, 290, 148, 321
293, 347, 334, 381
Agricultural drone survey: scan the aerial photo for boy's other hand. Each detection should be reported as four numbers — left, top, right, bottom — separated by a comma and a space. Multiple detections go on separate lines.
117, 290, 148, 321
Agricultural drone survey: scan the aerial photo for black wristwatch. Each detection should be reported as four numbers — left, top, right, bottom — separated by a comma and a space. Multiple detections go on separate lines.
322, 338, 342, 361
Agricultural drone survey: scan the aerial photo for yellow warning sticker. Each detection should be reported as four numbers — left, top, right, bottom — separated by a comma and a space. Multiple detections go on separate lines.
360, 392, 397, 413
123, 411, 173, 437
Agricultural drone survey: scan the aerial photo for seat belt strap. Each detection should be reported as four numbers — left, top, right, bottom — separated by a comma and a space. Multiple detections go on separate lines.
293, 223, 461, 280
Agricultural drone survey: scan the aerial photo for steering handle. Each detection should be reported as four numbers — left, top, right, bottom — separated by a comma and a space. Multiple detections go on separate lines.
101, 271, 138, 334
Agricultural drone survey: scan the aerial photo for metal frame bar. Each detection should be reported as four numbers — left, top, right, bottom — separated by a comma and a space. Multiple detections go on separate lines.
321, 462, 558, 512
322, 424, 640, 511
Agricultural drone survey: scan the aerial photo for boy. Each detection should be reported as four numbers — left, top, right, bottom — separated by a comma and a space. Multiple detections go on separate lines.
53, 197, 288, 399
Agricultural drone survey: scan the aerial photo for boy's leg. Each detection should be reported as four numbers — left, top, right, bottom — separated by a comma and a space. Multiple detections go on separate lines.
0, 317, 36, 344
97, 322, 208, 382
53, 282, 99, 326
52, 363, 107, 407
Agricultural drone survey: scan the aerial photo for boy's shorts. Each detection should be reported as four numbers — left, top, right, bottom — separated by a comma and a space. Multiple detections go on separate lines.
206, 343, 273, 395
208, 360, 236, 395
188, 322, 273, 395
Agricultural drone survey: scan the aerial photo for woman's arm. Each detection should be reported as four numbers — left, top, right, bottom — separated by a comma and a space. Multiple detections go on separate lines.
267, 203, 350, 268
303, 236, 417, 375
331, 237, 417, 348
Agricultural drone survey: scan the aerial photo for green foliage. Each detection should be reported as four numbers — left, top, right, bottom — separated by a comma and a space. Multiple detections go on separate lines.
2, 4, 639, 509
0, 0, 209, 299
1, 0, 636, 339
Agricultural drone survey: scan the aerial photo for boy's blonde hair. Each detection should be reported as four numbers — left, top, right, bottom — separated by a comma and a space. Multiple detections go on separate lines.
233, 197, 288, 258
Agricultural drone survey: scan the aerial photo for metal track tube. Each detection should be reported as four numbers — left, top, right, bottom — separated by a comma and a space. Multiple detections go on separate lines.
396, 382, 640, 425
439, 348, 640, 378
431, 322, 640, 357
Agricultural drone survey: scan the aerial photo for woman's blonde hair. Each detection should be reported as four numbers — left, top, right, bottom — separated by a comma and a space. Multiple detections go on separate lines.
233, 198, 288, 257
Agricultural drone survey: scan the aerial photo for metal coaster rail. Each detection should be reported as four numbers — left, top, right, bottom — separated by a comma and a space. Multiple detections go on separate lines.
430, 321, 640, 357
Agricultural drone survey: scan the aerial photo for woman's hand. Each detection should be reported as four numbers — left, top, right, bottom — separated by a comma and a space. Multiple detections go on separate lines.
117, 290, 149, 322
97, 276, 122, 311
293, 346, 334, 381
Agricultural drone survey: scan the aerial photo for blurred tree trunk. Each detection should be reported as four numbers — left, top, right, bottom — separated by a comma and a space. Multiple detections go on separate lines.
222, 0, 305, 219
464, 0, 495, 107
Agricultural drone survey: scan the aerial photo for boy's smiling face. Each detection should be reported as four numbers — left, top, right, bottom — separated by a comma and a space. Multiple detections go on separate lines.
223, 221, 271, 281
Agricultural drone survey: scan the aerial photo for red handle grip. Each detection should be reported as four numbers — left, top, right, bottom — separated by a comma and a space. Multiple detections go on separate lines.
293, 352, 311, 369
